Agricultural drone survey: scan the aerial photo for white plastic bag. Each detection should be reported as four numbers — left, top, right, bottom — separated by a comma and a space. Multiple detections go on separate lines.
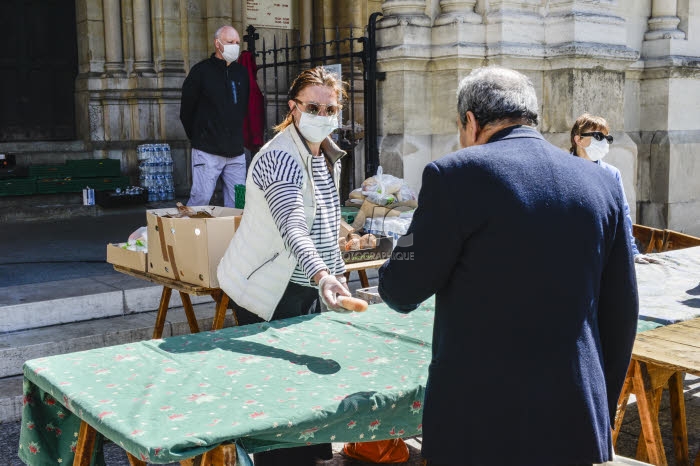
124, 226, 148, 252
362, 166, 401, 205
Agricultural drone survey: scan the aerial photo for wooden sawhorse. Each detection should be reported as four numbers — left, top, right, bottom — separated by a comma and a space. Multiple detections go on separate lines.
612, 318, 700, 466
113, 265, 237, 338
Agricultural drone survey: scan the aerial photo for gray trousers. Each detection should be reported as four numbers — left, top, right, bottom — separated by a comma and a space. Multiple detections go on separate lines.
187, 148, 246, 208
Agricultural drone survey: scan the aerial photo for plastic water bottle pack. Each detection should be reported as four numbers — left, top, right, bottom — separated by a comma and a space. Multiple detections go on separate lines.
137, 143, 175, 201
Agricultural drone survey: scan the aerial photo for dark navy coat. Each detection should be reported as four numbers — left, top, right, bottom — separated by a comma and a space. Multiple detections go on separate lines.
378, 125, 639, 466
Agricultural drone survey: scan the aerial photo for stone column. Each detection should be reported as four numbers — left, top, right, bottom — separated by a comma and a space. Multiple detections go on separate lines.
380, 0, 430, 25
375, 0, 431, 190
103, 0, 126, 75
645, 0, 685, 40
133, 0, 155, 74
435, 0, 480, 25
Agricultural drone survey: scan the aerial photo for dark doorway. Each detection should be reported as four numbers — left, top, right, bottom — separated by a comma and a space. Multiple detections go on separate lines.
0, 0, 78, 141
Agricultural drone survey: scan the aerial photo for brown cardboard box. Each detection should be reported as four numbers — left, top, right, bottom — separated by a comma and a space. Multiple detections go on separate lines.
147, 206, 243, 288
106, 243, 148, 273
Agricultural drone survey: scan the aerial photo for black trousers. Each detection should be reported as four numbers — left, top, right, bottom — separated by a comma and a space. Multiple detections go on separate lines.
230, 281, 331, 466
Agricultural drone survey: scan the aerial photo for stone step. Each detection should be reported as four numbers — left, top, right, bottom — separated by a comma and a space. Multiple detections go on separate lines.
0, 302, 235, 423
0, 274, 214, 333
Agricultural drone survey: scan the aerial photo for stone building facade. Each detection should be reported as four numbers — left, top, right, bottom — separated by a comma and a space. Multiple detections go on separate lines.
1, 0, 698, 234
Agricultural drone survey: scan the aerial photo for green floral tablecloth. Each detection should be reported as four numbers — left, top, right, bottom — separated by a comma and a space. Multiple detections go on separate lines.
20, 243, 697, 466
19, 301, 434, 465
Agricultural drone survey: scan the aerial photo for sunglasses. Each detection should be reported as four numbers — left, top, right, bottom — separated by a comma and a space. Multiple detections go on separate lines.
580, 131, 613, 144
293, 99, 342, 117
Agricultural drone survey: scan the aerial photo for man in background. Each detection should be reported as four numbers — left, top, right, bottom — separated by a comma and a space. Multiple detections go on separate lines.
378, 66, 639, 466
180, 25, 249, 207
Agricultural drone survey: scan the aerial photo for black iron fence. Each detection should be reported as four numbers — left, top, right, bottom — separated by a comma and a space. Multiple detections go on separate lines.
243, 12, 384, 199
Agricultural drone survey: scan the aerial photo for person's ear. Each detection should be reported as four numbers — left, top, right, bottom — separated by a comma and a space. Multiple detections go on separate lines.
574, 135, 582, 146
466, 111, 480, 141
288, 99, 296, 113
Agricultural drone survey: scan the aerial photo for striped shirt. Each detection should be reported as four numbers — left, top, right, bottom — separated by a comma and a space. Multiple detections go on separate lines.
251, 149, 345, 286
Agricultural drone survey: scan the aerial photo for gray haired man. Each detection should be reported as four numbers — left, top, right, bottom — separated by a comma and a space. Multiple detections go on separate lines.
378, 66, 638, 466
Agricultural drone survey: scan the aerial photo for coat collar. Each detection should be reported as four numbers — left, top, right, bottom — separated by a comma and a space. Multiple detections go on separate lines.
487, 125, 544, 144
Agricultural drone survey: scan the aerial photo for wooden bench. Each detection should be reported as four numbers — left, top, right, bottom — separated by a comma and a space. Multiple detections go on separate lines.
633, 224, 666, 254
344, 258, 387, 288
661, 229, 700, 251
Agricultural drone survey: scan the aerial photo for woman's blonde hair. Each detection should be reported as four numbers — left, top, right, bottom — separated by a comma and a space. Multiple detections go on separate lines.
570, 113, 610, 155
273, 66, 348, 133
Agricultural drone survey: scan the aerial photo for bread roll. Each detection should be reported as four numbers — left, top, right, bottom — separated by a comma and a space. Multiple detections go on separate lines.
338, 237, 347, 249
345, 237, 361, 251
337, 296, 369, 312
359, 233, 377, 249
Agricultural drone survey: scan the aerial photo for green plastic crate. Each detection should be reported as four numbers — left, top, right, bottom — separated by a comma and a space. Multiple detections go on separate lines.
36, 178, 84, 194
341, 206, 358, 224
66, 159, 121, 178
235, 184, 246, 209
0, 177, 36, 196
28, 164, 72, 179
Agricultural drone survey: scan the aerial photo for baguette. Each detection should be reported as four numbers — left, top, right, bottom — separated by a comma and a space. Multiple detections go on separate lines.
337, 296, 369, 312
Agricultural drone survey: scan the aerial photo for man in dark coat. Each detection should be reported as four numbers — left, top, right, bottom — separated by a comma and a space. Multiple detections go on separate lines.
378, 66, 639, 466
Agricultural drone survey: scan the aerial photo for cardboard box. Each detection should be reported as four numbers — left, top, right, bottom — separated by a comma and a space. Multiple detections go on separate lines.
106, 243, 148, 273
147, 206, 243, 288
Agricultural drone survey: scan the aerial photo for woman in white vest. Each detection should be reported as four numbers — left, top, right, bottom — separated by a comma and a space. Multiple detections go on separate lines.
217, 66, 351, 465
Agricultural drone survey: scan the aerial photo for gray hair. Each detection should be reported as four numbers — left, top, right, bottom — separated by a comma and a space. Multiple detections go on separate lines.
457, 66, 538, 128
214, 25, 231, 40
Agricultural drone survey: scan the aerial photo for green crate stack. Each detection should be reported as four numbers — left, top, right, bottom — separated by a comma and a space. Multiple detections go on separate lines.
36, 178, 85, 194
28, 164, 72, 179
0, 177, 36, 196
66, 159, 121, 178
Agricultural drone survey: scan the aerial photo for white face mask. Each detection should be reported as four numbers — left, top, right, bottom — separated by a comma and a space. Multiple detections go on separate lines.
584, 137, 609, 162
218, 40, 240, 63
297, 112, 339, 143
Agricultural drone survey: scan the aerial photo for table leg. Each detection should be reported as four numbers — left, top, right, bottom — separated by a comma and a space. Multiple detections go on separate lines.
636, 388, 664, 463
73, 421, 97, 466
180, 443, 237, 465
668, 371, 690, 466
358, 270, 370, 288
179, 291, 201, 334
153, 286, 173, 339
632, 360, 669, 466
126, 452, 148, 466
613, 365, 635, 447
212, 290, 233, 330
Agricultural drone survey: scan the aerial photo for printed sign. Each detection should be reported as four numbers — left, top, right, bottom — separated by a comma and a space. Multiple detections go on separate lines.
246, 1, 297, 29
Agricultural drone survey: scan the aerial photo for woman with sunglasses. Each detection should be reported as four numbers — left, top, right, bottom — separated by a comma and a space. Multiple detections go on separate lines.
217, 66, 351, 465
570, 113, 654, 263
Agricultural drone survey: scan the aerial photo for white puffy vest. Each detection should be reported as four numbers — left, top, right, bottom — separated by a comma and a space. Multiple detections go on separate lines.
216, 125, 344, 321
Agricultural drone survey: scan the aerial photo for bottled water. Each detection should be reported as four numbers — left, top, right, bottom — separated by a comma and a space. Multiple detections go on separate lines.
137, 142, 175, 202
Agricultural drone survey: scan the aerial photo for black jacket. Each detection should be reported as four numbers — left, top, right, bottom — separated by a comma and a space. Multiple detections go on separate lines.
180, 54, 250, 157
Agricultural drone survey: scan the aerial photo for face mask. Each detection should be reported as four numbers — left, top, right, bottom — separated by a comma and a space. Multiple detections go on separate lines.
297, 112, 339, 143
218, 41, 240, 63
584, 137, 609, 162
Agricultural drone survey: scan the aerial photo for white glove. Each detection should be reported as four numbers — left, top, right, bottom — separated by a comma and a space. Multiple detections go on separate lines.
634, 254, 663, 264
318, 274, 352, 313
